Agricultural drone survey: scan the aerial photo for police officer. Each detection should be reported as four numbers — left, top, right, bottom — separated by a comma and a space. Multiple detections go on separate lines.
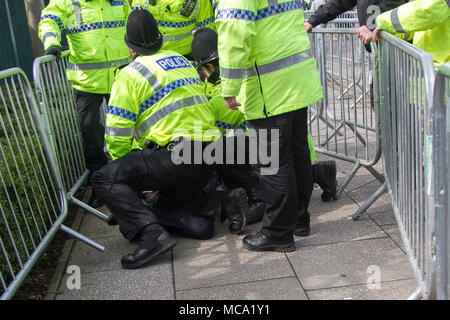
191, 28, 337, 235
91, 9, 249, 269
132, 0, 215, 59
191, 27, 266, 228
215, 1, 323, 252
374, 0, 449, 70
38, 0, 132, 207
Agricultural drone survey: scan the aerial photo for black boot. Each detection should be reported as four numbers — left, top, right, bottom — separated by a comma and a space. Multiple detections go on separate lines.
222, 188, 250, 235
106, 214, 118, 226
312, 160, 337, 202
243, 230, 295, 252
246, 188, 266, 225
121, 225, 177, 269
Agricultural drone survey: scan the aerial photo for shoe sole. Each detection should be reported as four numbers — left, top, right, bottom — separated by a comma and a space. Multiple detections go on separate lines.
121, 237, 177, 269
242, 241, 296, 253
293, 229, 311, 237
229, 189, 250, 235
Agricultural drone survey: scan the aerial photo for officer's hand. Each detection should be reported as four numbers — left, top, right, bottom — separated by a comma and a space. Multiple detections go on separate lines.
356, 25, 373, 45
372, 28, 382, 42
224, 97, 241, 110
45, 45, 61, 60
304, 22, 313, 33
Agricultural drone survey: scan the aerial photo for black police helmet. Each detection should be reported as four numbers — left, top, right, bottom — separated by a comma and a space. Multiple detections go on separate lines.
124, 8, 163, 56
191, 27, 218, 68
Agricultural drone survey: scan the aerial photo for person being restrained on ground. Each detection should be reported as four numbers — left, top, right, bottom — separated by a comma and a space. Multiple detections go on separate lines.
91, 9, 250, 270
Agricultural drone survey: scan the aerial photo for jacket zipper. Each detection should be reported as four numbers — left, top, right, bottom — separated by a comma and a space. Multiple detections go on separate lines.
254, 63, 268, 118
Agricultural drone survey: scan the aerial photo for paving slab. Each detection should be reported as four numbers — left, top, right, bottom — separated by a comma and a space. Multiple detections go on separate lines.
307, 278, 418, 300
368, 209, 396, 226
55, 263, 174, 300
346, 179, 392, 214
67, 235, 172, 274
177, 277, 308, 300
299, 198, 387, 247
77, 208, 121, 240
343, 174, 377, 192
381, 225, 406, 252
173, 241, 294, 291
287, 238, 415, 290
308, 189, 359, 215
174, 221, 262, 251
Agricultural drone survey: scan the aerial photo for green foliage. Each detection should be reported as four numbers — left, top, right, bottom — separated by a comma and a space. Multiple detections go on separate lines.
0, 79, 61, 297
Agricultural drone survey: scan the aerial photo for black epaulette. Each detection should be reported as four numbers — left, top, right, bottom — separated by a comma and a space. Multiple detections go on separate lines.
179, 0, 198, 17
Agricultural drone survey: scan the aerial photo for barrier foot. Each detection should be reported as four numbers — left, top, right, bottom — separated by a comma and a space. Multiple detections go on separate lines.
351, 182, 387, 220
60, 224, 105, 252
70, 196, 108, 221
407, 286, 422, 300
336, 161, 361, 198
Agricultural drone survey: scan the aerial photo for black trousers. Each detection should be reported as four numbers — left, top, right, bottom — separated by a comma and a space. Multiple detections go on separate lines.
248, 108, 313, 238
74, 90, 109, 172
215, 135, 260, 194
91, 142, 220, 241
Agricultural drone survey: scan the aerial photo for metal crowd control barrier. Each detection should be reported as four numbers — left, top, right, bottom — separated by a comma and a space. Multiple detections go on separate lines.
433, 63, 450, 300
308, 28, 384, 218
33, 52, 108, 222
376, 32, 436, 299
304, 10, 359, 28
0, 68, 103, 300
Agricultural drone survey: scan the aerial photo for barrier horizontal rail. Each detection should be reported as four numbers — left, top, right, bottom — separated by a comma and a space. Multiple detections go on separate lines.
33, 52, 108, 222
303, 10, 358, 20
433, 63, 450, 300
304, 10, 359, 28
308, 28, 383, 211
0, 67, 103, 300
377, 31, 436, 299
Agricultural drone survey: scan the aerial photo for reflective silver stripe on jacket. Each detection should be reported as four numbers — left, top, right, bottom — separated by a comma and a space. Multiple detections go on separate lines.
43, 32, 58, 44
163, 32, 193, 42
268, 0, 278, 6
105, 126, 135, 137
67, 57, 131, 70
257, 50, 312, 75
134, 95, 208, 139
129, 61, 163, 92
390, 8, 405, 33
71, 0, 83, 26
221, 49, 312, 80
220, 66, 257, 79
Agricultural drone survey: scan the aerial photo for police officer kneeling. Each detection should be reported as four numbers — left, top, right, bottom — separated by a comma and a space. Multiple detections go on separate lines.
92, 9, 249, 269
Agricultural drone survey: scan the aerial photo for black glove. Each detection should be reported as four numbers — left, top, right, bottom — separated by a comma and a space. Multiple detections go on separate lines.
45, 45, 61, 60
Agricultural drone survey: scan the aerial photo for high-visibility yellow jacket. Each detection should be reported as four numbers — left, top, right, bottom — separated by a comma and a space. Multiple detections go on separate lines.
38, 0, 132, 94
132, 0, 215, 56
106, 50, 219, 159
376, 0, 450, 70
215, 0, 323, 120
204, 81, 247, 134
